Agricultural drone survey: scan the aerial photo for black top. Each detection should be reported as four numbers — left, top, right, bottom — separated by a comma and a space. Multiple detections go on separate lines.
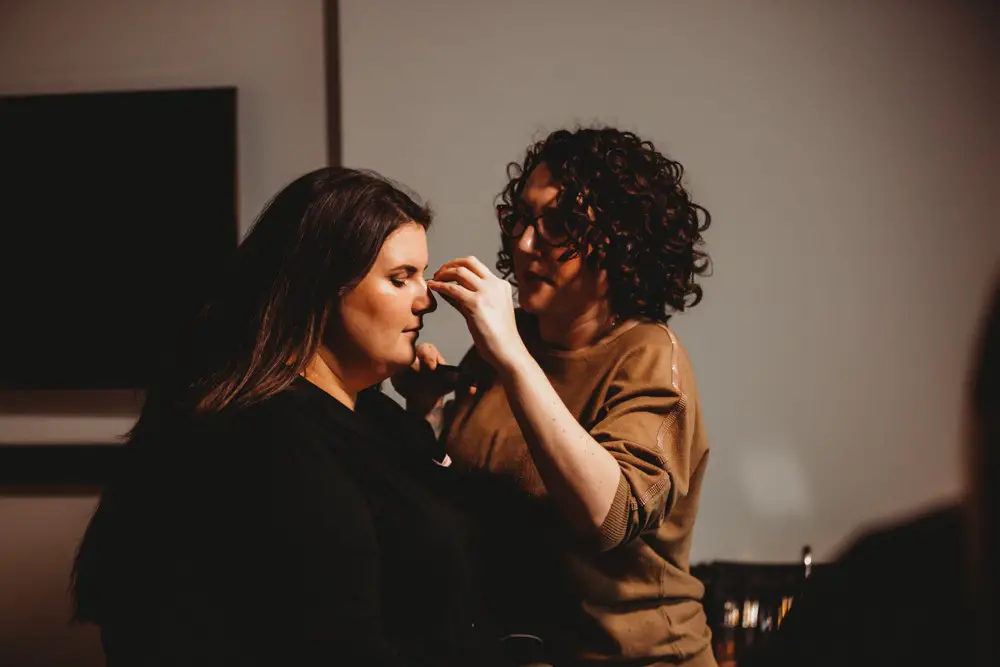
76, 379, 503, 666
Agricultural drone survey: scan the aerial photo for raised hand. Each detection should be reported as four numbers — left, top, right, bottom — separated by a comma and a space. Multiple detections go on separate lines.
428, 256, 528, 371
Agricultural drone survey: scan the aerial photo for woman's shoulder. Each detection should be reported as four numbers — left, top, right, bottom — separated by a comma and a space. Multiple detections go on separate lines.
616, 319, 684, 351
605, 321, 700, 396
611, 320, 688, 364
175, 388, 355, 481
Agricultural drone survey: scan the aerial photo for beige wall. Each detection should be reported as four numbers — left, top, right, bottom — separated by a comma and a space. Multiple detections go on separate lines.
0, 1, 326, 664
340, 0, 999, 562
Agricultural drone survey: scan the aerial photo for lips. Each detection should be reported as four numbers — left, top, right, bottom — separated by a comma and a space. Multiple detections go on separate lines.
524, 270, 553, 286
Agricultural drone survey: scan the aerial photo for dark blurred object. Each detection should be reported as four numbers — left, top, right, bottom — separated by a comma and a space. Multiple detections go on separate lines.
499, 633, 549, 667
692, 545, 831, 666
969, 272, 1000, 667
434, 363, 476, 386
737, 505, 971, 667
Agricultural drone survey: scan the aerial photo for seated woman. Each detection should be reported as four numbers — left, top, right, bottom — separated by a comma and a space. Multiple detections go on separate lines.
71, 167, 507, 666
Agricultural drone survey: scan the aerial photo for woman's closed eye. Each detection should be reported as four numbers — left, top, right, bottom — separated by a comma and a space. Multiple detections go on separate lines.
388, 263, 428, 288
391, 272, 428, 288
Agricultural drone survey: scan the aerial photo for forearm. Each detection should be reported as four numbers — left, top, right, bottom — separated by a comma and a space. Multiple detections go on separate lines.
497, 349, 622, 535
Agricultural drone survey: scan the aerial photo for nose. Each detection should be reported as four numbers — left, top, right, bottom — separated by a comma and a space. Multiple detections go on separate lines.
516, 224, 537, 255
413, 280, 437, 315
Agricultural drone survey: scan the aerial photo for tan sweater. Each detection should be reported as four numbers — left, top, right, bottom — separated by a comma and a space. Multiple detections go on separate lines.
443, 313, 714, 666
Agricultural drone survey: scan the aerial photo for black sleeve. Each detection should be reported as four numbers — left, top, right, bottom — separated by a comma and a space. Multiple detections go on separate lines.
261, 432, 413, 666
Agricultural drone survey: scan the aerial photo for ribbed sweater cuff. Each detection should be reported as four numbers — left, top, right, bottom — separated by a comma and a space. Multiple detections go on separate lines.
597, 472, 631, 551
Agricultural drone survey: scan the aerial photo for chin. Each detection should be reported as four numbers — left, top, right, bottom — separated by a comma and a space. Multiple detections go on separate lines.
517, 287, 551, 314
396, 342, 418, 367
370, 348, 415, 381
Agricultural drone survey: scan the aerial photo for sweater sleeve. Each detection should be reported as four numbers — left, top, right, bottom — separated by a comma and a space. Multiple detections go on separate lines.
593, 329, 700, 551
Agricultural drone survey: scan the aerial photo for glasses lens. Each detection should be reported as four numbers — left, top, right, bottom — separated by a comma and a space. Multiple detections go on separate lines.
536, 213, 571, 246
498, 206, 526, 238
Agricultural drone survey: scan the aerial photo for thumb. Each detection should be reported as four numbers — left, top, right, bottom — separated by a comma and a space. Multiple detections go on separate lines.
416, 344, 442, 371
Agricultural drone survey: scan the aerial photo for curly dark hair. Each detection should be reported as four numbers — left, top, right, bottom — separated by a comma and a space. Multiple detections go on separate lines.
496, 126, 711, 324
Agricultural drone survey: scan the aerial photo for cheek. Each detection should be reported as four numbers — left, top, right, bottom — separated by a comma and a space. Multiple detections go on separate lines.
551, 258, 585, 288
369, 292, 412, 335
336, 304, 371, 349
340, 287, 400, 340
514, 244, 565, 274
373, 291, 418, 351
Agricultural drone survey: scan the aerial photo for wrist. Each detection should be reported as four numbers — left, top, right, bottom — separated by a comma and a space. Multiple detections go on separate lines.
495, 341, 533, 379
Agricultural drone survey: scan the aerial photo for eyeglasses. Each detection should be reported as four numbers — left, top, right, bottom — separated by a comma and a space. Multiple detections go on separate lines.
496, 204, 578, 247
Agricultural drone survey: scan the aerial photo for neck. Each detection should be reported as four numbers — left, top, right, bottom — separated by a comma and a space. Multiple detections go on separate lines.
301, 347, 358, 410
536, 302, 616, 350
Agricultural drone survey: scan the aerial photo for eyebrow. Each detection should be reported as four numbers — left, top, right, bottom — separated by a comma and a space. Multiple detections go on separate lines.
520, 193, 562, 213
388, 264, 425, 274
